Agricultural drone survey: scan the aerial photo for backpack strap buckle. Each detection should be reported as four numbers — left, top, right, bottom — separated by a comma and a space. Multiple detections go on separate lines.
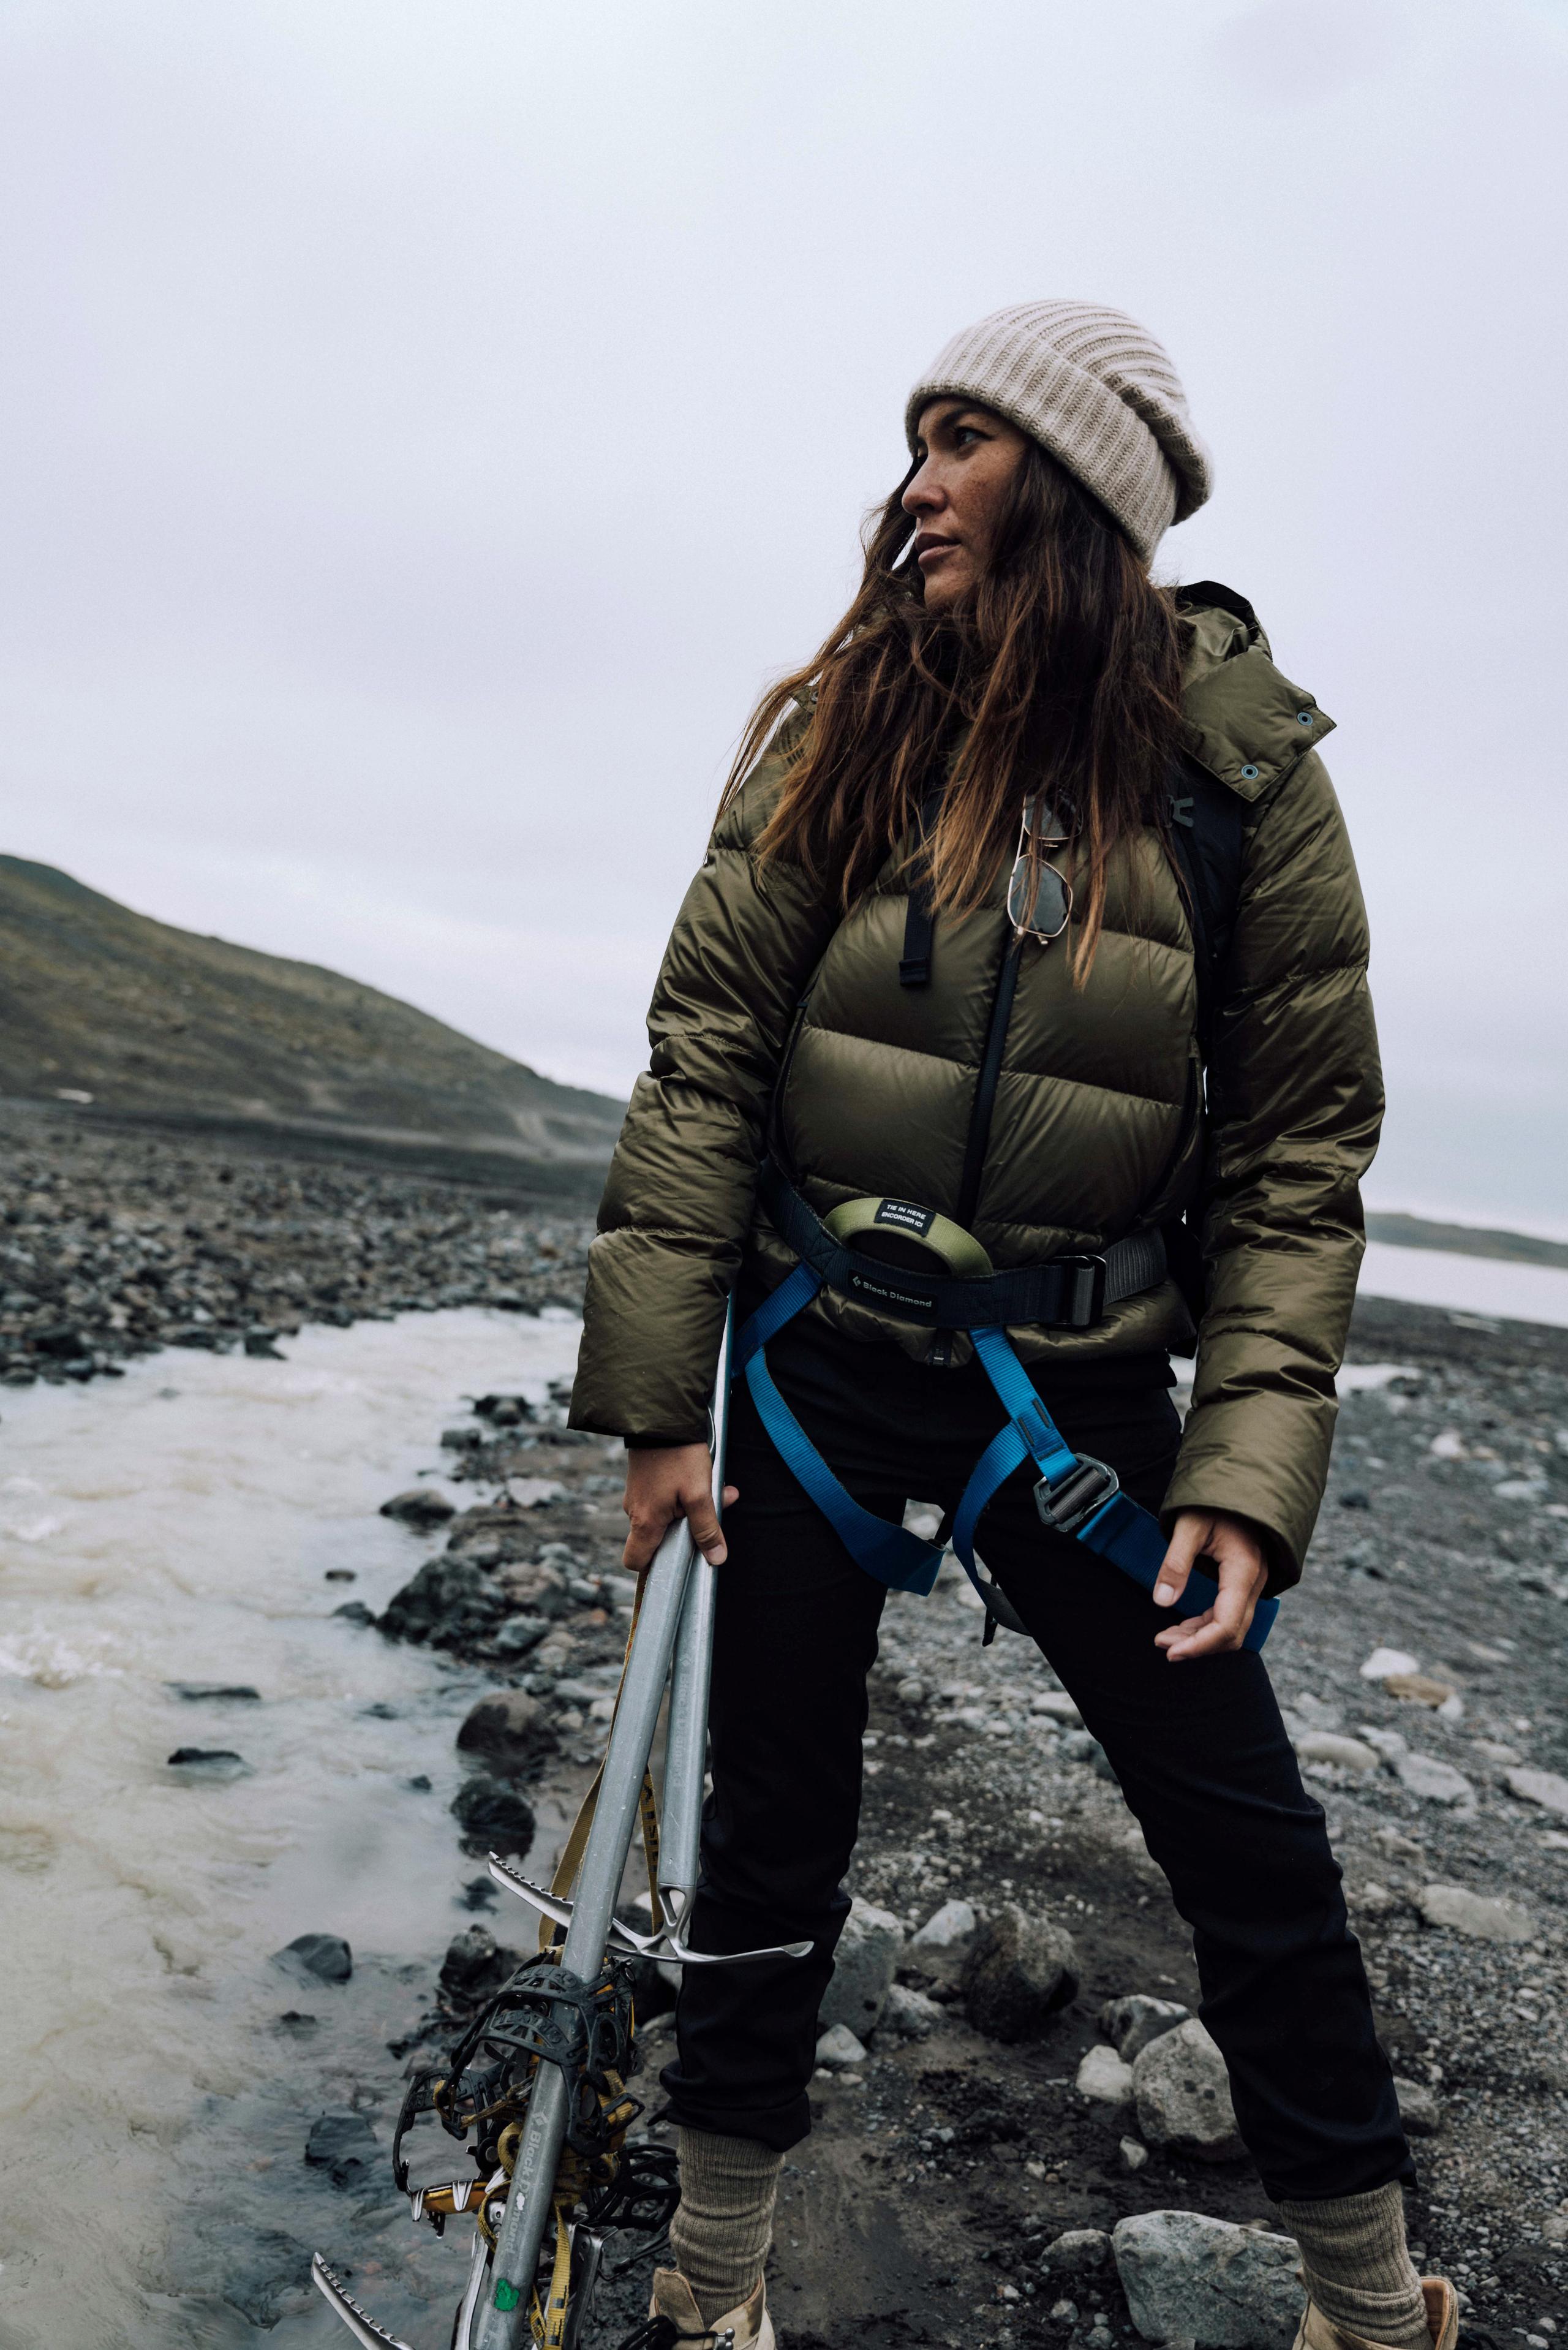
1057, 1253, 1107, 1328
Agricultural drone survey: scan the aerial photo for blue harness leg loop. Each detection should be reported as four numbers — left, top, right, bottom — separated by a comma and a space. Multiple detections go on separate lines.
733, 1271, 944, 1596
732, 1275, 1278, 1650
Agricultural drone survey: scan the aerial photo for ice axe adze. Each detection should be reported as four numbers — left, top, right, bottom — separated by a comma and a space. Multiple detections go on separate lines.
313, 1306, 807, 2350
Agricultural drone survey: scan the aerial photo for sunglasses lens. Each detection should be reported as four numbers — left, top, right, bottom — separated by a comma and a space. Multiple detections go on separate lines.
1008, 856, 1071, 939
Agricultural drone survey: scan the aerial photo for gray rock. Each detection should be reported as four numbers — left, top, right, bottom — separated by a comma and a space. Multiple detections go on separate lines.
895, 1677, 926, 1704
909, 1897, 978, 1981
210, 2226, 313, 2326
304, 2109, 379, 2189
450, 1775, 536, 1856
820, 1897, 904, 2036
273, 1933, 352, 1984
1294, 1732, 1380, 1776
1120, 2136, 1150, 2172
379, 1487, 456, 1527
1077, 2044, 1136, 2104
380, 1554, 505, 1648
814, 2022, 866, 2068
1031, 1690, 1084, 1725
1100, 1993, 1191, 2060
1506, 1766, 1568, 1819
1050, 2302, 1080, 2326
1114, 2210, 1304, 2349
439, 1925, 519, 2002
1394, 2077, 1442, 2137
1041, 2228, 1112, 2275
1395, 1752, 1475, 1807
1132, 2020, 1245, 2162
1418, 1883, 1534, 1941
962, 1903, 1078, 2042
882, 1982, 943, 2038
456, 1690, 559, 1774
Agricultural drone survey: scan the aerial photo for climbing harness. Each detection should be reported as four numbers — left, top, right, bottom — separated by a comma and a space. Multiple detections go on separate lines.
736, 1166, 1275, 1653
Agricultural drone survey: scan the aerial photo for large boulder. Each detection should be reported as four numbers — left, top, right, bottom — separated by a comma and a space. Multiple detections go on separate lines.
1114, 2211, 1303, 2349
961, 1904, 1078, 2043
820, 1898, 904, 2037
456, 1690, 559, 1775
1132, 2019, 1245, 2161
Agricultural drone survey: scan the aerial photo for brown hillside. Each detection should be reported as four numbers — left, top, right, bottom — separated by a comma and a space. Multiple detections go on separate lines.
0, 856, 625, 1182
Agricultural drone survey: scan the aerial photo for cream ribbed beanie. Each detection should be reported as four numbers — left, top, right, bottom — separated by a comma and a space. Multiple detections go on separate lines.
905, 301, 1213, 559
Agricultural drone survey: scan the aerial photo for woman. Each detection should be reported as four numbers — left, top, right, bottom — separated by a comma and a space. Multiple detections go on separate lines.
570, 302, 1450, 2350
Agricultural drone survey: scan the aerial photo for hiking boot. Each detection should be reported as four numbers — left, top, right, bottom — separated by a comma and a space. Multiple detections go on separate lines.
647, 2266, 775, 2350
1294, 2279, 1460, 2350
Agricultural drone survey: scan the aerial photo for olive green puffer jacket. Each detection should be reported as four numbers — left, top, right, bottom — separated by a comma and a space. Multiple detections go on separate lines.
570, 591, 1382, 1589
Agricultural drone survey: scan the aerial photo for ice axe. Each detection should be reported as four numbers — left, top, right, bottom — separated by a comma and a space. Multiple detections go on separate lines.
312, 1305, 807, 2350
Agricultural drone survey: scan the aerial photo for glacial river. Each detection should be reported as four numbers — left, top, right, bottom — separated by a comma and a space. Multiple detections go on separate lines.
0, 1309, 586, 2350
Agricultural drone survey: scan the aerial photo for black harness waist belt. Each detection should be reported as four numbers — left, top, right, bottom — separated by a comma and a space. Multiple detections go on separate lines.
756, 1157, 1167, 1333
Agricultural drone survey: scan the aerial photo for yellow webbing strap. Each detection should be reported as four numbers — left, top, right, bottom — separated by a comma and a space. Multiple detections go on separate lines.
539, 1568, 665, 1955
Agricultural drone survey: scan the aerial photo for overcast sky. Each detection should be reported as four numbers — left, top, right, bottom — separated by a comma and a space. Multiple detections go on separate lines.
1, 0, 1565, 1230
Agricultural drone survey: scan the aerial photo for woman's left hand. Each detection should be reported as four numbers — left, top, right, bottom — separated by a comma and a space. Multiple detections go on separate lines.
1152, 1510, 1269, 1660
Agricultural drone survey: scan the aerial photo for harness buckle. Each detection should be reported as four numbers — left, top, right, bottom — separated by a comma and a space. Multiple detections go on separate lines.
1035, 1454, 1120, 1536
1057, 1253, 1108, 1328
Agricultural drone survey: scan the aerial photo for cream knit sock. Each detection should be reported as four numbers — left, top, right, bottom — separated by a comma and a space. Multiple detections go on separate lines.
668, 2128, 783, 2325
1276, 2183, 1431, 2350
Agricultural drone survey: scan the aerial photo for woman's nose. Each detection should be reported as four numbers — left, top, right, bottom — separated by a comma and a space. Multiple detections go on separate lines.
902, 462, 943, 516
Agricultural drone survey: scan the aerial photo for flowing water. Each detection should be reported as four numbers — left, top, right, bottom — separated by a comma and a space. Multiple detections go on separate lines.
0, 1308, 586, 2350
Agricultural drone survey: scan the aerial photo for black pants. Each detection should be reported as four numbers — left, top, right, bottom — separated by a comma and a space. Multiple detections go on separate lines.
661, 1312, 1412, 2204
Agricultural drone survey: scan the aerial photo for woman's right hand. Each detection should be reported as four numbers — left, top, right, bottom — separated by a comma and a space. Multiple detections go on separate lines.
622, 1444, 738, 1574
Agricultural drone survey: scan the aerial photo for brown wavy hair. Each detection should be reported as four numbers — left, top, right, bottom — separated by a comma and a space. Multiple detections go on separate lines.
721, 436, 1188, 977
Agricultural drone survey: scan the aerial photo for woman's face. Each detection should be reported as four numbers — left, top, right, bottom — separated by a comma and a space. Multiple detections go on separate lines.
903, 398, 1033, 611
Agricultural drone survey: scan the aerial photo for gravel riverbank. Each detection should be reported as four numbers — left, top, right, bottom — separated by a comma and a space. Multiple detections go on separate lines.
6, 1108, 1567, 2350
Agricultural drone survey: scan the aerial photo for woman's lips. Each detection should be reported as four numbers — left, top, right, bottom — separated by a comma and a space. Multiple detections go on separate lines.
915, 536, 959, 566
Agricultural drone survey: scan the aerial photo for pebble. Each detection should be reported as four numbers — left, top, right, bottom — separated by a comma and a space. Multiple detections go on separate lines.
1383, 1672, 1457, 1708
1119, 2136, 1149, 2173
1395, 1752, 1476, 1807
1112, 2210, 1304, 2350
1099, 1992, 1190, 2060
1131, 2019, 1245, 2162
379, 1487, 456, 1527
909, 1897, 978, 1981
455, 1690, 558, 1774
813, 2022, 867, 2068
448, 1775, 536, 1855
1076, 2044, 1136, 2105
1418, 1883, 1536, 1941
1362, 1647, 1421, 1679
1294, 1731, 1380, 1775
1394, 2076, 1442, 2136
881, 1982, 943, 2038
1030, 1690, 1084, 1726
1507, 1766, 1568, 1819
961, 1903, 1079, 2043
1049, 2301, 1079, 2325
1040, 2227, 1111, 2274
273, 1933, 352, 1984
819, 1897, 904, 2037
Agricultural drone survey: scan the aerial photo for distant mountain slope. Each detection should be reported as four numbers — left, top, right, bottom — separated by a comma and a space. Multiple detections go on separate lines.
0, 856, 626, 1186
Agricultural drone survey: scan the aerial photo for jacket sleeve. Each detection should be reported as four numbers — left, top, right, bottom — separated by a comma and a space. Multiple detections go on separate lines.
568, 757, 840, 1443
1161, 749, 1383, 1589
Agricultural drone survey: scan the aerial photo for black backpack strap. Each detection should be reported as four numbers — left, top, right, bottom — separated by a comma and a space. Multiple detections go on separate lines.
1161, 750, 1246, 1321
899, 780, 946, 988
1164, 751, 1245, 1059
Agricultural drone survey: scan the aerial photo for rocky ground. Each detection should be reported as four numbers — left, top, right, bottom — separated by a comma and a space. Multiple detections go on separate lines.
323, 1293, 1568, 2350
7, 1110, 1568, 2350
